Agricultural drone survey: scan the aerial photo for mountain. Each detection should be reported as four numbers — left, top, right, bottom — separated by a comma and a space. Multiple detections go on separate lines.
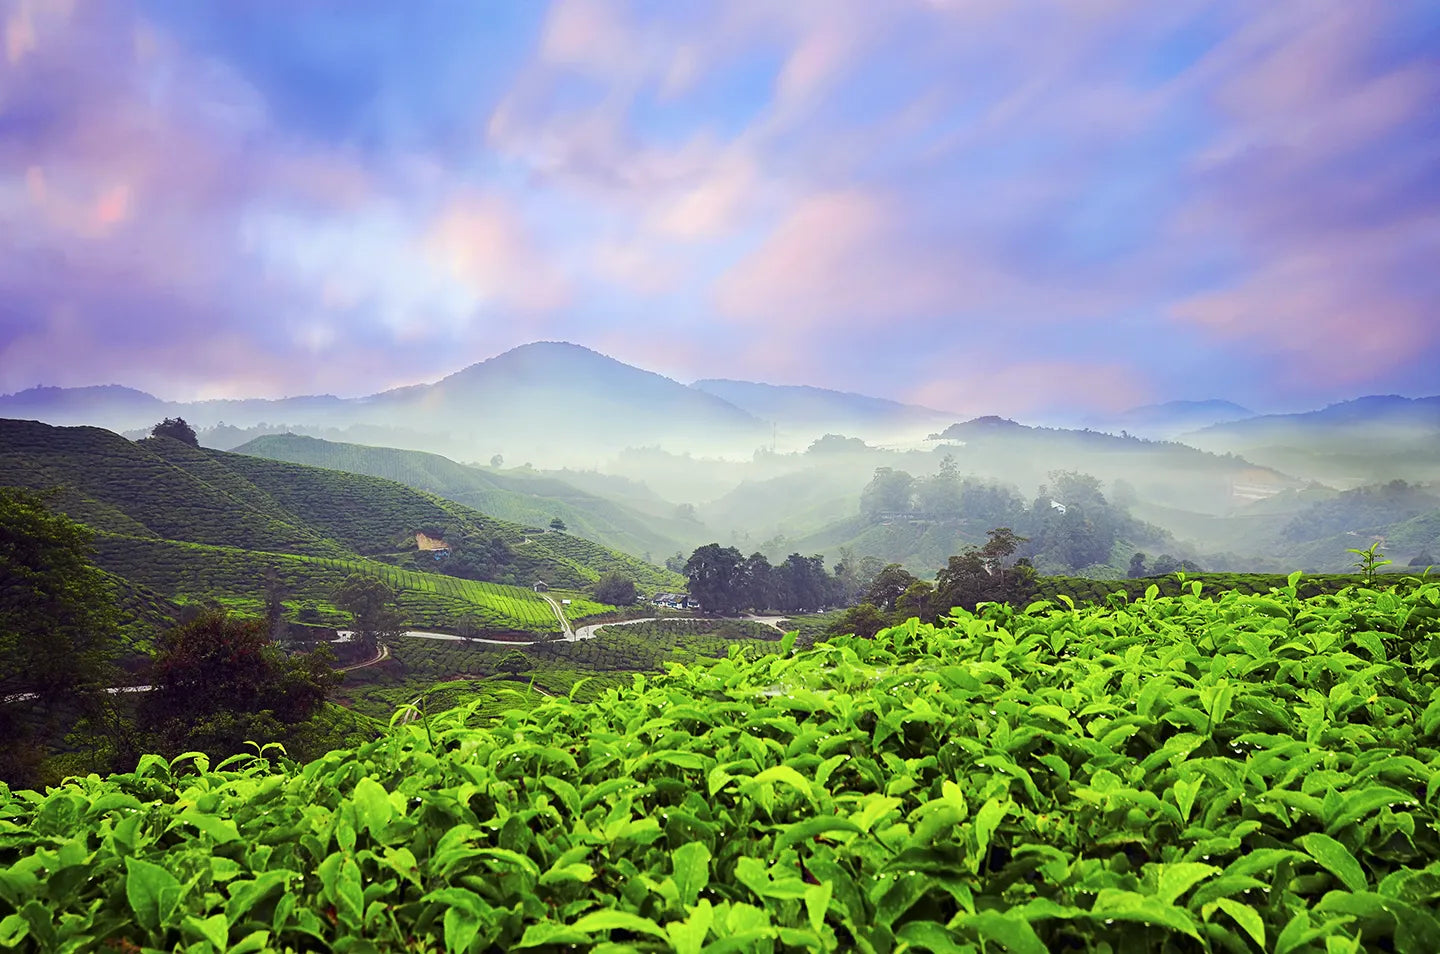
689, 379, 955, 445
1182, 395, 1440, 487
0, 342, 771, 467
0, 419, 680, 636
231, 433, 707, 559
0, 385, 171, 431
1084, 399, 1255, 439
359, 342, 767, 463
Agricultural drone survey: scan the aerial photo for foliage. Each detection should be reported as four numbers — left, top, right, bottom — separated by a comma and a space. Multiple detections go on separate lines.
150, 417, 198, 447
142, 610, 341, 759
593, 572, 637, 606
0, 488, 120, 705
4, 581, 1440, 951
0, 488, 123, 787
333, 574, 404, 656
1348, 541, 1393, 585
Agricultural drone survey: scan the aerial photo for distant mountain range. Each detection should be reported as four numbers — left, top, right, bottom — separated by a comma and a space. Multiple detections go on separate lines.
3, 340, 1435, 485
690, 379, 954, 443
0, 342, 949, 464
1082, 400, 1256, 439
1182, 395, 1440, 487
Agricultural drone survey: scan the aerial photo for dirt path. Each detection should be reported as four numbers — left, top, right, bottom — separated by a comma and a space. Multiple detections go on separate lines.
538, 593, 575, 640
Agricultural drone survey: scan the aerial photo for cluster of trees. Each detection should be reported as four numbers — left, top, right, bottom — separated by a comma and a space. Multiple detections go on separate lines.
1127, 552, 1205, 577
1, 488, 354, 787
859, 464, 1172, 575
593, 571, 638, 605
860, 456, 1027, 524
150, 417, 198, 447
829, 528, 1036, 638
682, 544, 845, 614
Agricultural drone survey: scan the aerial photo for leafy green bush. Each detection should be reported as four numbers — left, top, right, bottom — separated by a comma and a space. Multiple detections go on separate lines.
3, 580, 1439, 951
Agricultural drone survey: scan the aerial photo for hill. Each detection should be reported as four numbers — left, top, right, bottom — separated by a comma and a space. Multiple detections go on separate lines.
1182, 395, 1440, 486
0, 419, 679, 635
231, 433, 704, 559
689, 378, 954, 444
1083, 399, 1254, 439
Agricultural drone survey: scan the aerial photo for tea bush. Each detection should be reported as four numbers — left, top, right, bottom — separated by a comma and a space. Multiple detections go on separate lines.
3, 578, 1439, 952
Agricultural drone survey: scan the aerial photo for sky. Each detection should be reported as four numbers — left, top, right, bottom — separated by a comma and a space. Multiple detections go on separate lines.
1, 0, 1437, 417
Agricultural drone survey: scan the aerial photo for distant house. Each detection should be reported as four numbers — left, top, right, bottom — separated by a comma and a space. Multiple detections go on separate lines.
1050, 500, 1068, 515
532, 581, 548, 592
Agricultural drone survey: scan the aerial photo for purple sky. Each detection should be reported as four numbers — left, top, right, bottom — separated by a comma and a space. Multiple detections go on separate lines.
1, 0, 1437, 416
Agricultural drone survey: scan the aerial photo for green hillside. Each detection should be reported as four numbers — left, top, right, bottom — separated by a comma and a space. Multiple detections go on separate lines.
0, 419, 678, 635
231, 434, 702, 558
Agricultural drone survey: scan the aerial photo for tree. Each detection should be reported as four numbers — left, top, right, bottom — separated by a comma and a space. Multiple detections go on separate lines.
860, 468, 915, 519
978, 527, 1026, 588
1128, 552, 1149, 578
333, 574, 403, 655
143, 609, 340, 758
593, 572, 637, 606
665, 552, 687, 574
151, 417, 198, 446
895, 580, 936, 622
496, 650, 529, 675
776, 553, 833, 613
0, 488, 119, 705
827, 603, 890, 640
865, 564, 918, 612
914, 455, 962, 516
684, 543, 745, 614
0, 488, 123, 785
490, 454, 504, 468
549, 517, 567, 532
740, 552, 775, 611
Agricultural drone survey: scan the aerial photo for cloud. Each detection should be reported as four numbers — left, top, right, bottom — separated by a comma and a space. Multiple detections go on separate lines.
1, 0, 1436, 414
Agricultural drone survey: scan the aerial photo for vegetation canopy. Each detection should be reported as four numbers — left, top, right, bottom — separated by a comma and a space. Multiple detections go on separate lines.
2, 579, 1438, 952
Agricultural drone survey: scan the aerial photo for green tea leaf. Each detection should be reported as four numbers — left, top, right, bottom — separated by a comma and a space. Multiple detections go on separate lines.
124, 855, 181, 931
1299, 833, 1368, 892
1213, 898, 1265, 949
672, 841, 712, 907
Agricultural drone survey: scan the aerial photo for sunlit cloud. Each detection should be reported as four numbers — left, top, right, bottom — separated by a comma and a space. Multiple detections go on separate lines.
0, 0, 1435, 410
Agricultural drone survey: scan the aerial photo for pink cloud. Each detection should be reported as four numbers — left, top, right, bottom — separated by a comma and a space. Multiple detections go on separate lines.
714, 191, 1015, 326
422, 194, 572, 313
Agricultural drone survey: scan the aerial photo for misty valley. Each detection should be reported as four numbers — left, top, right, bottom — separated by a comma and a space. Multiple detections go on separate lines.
3, 342, 1438, 952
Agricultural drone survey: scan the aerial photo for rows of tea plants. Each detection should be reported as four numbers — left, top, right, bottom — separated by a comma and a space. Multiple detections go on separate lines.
95, 534, 556, 634
1036, 572, 1419, 608
3, 578, 1438, 952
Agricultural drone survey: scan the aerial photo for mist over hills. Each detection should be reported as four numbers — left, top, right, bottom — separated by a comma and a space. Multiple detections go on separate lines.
690, 379, 955, 444
0, 418, 679, 635
232, 433, 707, 560
4, 341, 1437, 577
1081, 399, 1256, 440
1182, 395, 1440, 487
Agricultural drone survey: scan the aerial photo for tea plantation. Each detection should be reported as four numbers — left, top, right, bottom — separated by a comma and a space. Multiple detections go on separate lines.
0, 419, 678, 638
3, 579, 1438, 952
